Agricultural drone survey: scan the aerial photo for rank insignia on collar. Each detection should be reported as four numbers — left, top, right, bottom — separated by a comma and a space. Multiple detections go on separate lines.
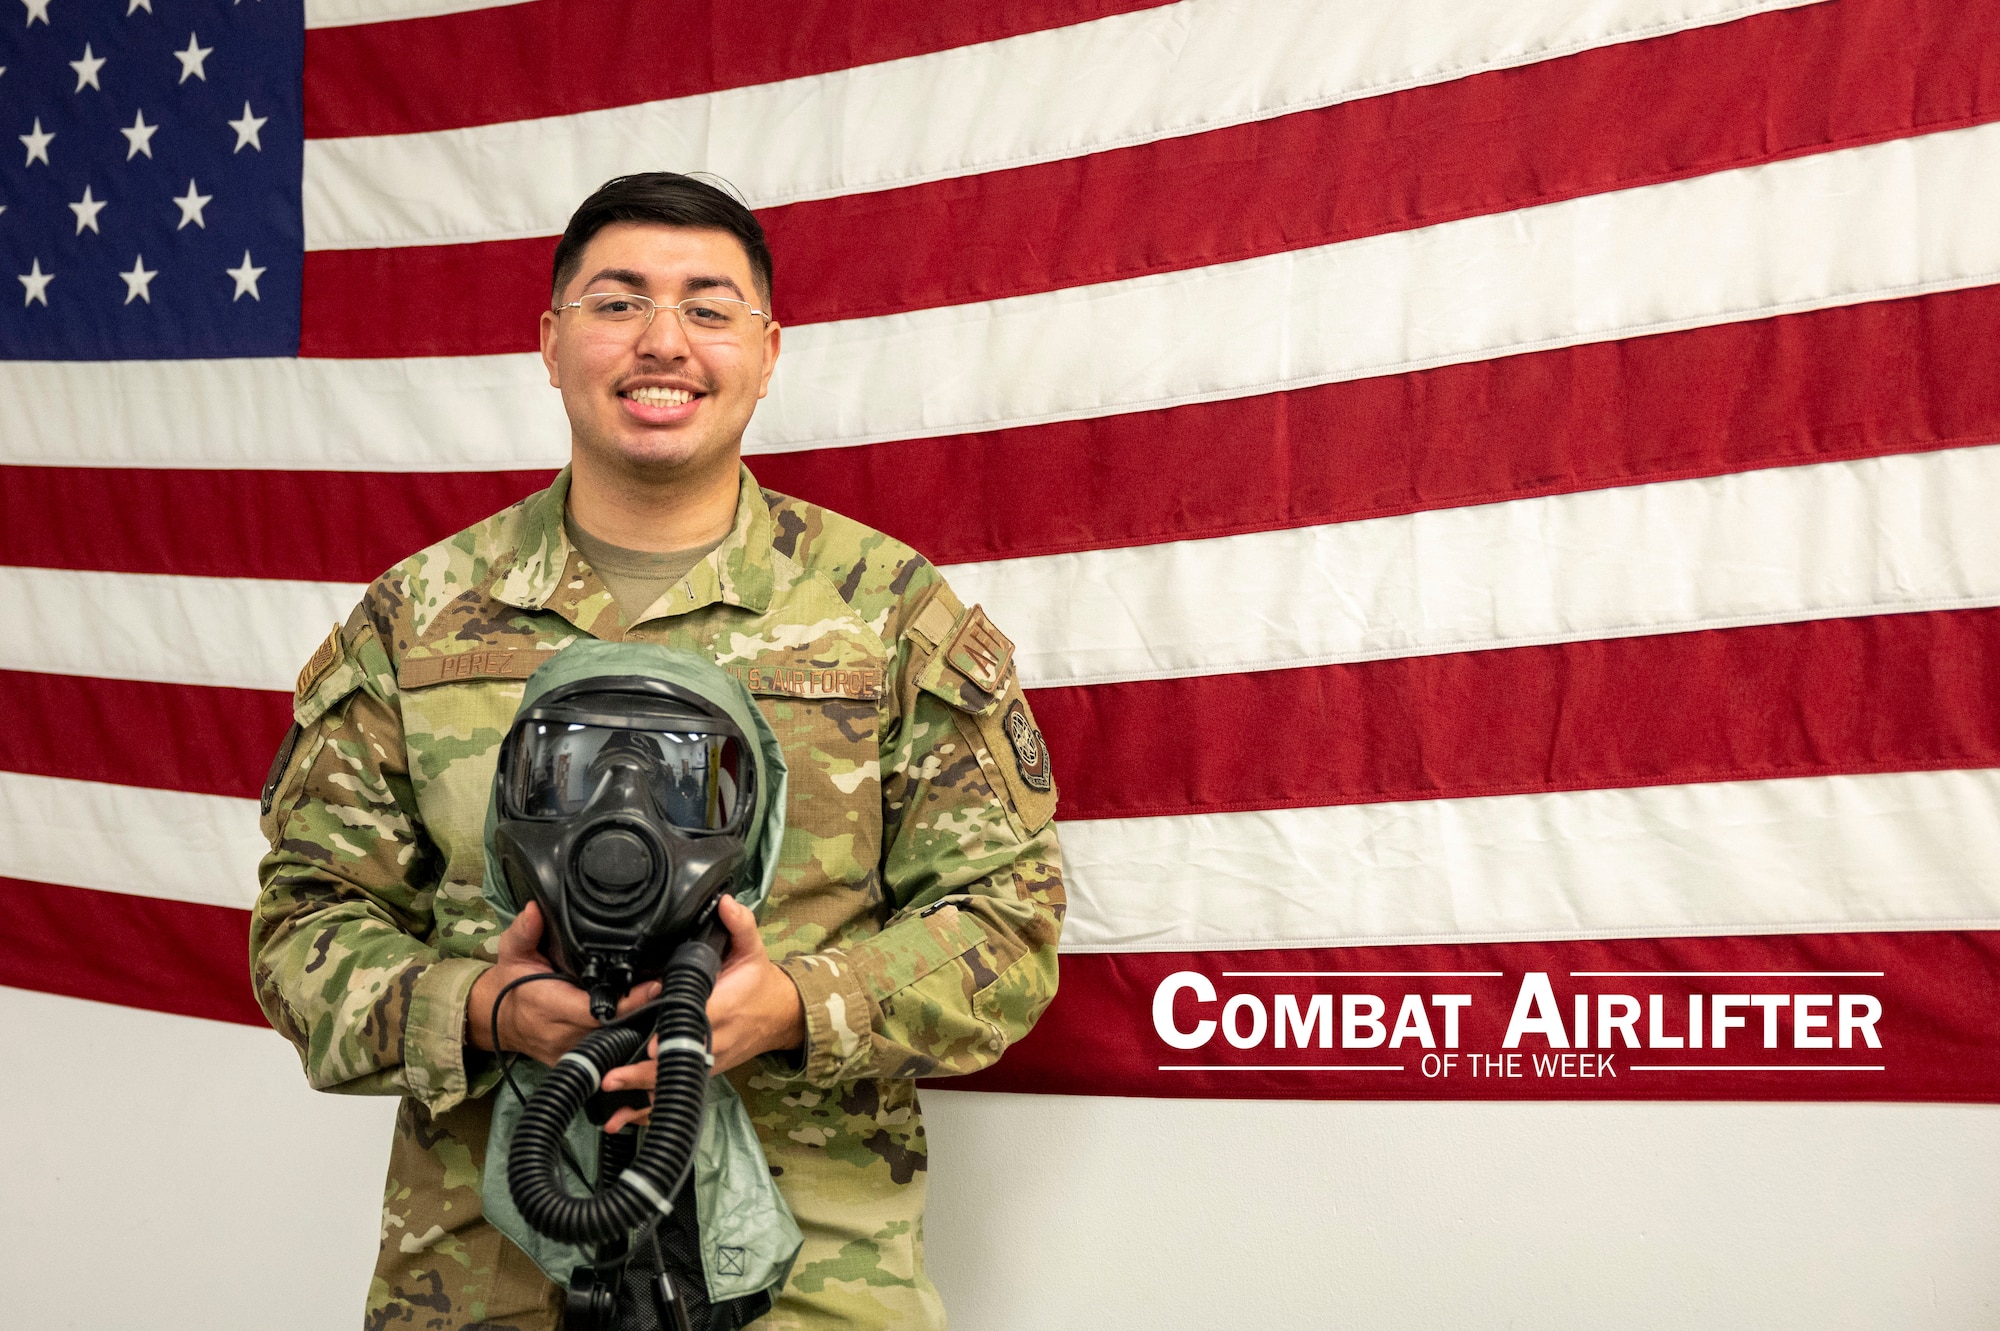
1004, 699, 1053, 792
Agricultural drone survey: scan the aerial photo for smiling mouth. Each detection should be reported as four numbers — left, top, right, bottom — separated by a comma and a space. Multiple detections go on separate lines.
622, 386, 699, 407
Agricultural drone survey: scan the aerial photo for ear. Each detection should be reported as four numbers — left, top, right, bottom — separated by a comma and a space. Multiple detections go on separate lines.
539, 307, 562, 388
756, 320, 781, 400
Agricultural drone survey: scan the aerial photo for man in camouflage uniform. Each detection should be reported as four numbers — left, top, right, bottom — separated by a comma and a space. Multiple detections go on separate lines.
252, 173, 1065, 1329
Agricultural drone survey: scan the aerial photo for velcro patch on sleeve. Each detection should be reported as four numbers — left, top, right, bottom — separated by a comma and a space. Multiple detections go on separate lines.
944, 605, 1014, 699
397, 648, 560, 689
908, 595, 959, 650
295, 624, 344, 703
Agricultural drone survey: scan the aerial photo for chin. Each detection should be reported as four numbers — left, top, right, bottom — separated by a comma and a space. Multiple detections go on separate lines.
596, 433, 726, 478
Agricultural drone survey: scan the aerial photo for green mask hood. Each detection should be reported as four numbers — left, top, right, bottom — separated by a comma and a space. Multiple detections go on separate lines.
477, 641, 801, 1302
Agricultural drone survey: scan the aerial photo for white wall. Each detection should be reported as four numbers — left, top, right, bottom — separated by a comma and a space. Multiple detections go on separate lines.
924, 1092, 2000, 1329
5, 985, 1996, 1329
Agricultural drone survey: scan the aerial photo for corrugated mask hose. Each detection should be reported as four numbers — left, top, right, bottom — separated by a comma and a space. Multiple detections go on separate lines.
507, 935, 721, 1244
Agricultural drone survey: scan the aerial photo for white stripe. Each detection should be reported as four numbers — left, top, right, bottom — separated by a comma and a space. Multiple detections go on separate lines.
0, 352, 569, 472
1056, 769, 2000, 953
302, 0, 1822, 249
0, 773, 268, 911
948, 447, 2000, 688
4, 446, 1996, 692
12, 767, 1999, 946
305, 0, 533, 28
752, 121, 2000, 452
0, 568, 363, 694
12, 122, 1996, 472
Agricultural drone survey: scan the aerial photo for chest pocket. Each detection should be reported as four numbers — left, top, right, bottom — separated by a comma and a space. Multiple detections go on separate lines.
909, 595, 1058, 837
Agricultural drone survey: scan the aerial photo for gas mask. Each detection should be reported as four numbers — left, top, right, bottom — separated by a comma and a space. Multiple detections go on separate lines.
493, 675, 757, 1021
478, 646, 799, 1331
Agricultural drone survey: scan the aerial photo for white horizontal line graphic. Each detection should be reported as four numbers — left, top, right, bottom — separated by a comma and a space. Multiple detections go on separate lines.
1570, 971, 1886, 977
1220, 972, 1506, 978
1158, 1065, 1406, 1072
1629, 1065, 1886, 1071
302, 0, 1819, 247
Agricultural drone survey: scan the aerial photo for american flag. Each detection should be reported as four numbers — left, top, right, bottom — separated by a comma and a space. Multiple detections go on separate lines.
5, 0, 2000, 1318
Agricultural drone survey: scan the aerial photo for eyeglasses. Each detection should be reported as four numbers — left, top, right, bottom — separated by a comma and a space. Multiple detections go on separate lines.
553, 291, 772, 341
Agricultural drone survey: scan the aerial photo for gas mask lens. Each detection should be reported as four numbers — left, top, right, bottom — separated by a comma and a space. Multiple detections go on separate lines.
513, 720, 747, 831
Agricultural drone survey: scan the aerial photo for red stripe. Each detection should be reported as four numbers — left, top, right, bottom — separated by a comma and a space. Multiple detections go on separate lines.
0, 466, 550, 584
1043, 611, 2000, 820
21, 286, 2000, 580
0, 671, 294, 800
0, 877, 261, 1027
16, 878, 1992, 1104
304, 0, 1172, 138
751, 289, 2000, 565
300, 0, 2000, 356
942, 931, 2000, 1102
11, 611, 2000, 823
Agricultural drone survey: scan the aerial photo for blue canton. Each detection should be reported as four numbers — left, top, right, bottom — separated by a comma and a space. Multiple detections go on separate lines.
1, 0, 302, 358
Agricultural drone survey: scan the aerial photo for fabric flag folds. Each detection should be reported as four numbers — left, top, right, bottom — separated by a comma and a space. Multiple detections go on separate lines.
4, 0, 2000, 1102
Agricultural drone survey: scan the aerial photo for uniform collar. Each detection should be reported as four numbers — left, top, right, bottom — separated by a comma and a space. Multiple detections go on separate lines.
493, 463, 775, 620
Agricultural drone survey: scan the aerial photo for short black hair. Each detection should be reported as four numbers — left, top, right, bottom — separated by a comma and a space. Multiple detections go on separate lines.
550, 172, 773, 309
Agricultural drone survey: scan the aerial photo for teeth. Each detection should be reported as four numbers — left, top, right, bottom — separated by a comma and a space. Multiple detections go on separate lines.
625, 386, 694, 406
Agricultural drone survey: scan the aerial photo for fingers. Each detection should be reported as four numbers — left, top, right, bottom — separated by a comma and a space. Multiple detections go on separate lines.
496, 901, 551, 968
601, 1058, 656, 1093
716, 894, 765, 969
605, 1104, 652, 1134
719, 892, 756, 934
613, 980, 662, 1017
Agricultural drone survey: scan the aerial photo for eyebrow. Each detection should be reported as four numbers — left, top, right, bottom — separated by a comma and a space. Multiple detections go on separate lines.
581, 267, 650, 291
580, 269, 750, 303
679, 273, 748, 302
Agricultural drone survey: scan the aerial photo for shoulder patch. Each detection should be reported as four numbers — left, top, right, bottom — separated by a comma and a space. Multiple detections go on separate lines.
944, 606, 1013, 699
957, 683, 1059, 835
295, 625, 343, 704
1002, 699, 1054, 792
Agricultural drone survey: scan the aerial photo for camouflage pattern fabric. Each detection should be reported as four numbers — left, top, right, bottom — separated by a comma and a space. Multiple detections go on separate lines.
252, 466, 1066, 1329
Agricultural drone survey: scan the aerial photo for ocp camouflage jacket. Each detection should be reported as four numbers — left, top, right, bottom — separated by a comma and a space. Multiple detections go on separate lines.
251, 466, 1065, 1330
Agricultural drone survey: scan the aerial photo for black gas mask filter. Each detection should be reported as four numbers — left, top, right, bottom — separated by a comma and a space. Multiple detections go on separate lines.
490, 675, 764, 1331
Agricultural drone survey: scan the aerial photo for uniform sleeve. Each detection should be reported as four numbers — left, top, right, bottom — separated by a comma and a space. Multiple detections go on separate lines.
774, 579, 1065, 1086
249, 607, 493, 1114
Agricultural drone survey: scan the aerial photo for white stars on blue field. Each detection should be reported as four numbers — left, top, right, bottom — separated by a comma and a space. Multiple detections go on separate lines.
1, 0, 301, 356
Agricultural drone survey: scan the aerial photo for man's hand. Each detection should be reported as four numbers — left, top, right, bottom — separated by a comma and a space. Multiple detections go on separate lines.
600, 894, 806, 1132
466, 901, 660, 1066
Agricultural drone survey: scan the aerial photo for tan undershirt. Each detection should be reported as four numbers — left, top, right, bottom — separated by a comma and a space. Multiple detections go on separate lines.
565, 513, 726, 625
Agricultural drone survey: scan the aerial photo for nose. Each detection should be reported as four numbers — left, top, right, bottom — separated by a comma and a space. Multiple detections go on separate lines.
633, 301, 694, 359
